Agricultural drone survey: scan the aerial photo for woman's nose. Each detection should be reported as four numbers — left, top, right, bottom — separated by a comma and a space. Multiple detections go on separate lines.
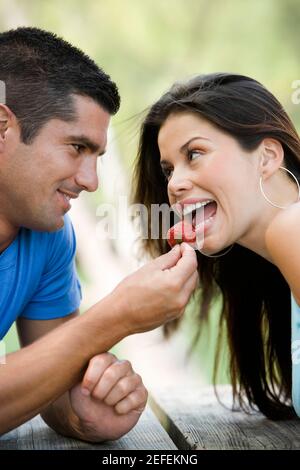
168, 170, 193, 197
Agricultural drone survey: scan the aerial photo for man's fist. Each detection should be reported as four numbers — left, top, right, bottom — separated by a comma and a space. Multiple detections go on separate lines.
69, 352, 148, 442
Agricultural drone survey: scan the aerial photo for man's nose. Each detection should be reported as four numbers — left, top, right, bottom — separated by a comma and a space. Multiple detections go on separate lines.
74, 157, 99, 192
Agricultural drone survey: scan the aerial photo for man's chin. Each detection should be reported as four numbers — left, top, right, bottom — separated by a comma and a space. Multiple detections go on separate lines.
23, 216, 65, 232
45, 217, 65, 232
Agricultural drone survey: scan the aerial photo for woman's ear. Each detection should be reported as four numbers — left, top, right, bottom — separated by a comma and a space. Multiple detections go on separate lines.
259, 138, 284, 178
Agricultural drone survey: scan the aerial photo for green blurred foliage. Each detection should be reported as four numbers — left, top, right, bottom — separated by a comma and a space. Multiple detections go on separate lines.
1, 0, 299, 381
1, 0, 300, 165
3, 323, 19, 353
181, 291, 230, 384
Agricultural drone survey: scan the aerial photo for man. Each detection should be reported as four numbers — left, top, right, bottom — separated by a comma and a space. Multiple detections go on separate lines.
0, 27, 198, 442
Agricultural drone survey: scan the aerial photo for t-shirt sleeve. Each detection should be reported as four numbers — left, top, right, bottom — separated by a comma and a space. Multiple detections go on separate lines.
20, 215, 82, 320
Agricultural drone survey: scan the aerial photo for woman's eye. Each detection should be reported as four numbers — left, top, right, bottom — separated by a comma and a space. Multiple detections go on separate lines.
161, 167, 173, 181
188, 150, 203, 161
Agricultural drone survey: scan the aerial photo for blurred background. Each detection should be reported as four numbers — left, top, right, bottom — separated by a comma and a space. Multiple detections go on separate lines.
1, 0, 300, 391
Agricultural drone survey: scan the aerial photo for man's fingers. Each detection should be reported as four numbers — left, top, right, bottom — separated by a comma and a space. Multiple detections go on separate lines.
91, 360, 132, 400
114, 385, 148, 415
104, 373, 142, 406
181, 270, 199, 302
152, 245, 181, 270
170, 242, 198, 280
81, 353, 116, 395
180, 242, 195, 255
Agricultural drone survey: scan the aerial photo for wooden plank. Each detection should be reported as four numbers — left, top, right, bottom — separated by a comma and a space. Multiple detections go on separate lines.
149, 385, 300, 450
0, 405, 177, 450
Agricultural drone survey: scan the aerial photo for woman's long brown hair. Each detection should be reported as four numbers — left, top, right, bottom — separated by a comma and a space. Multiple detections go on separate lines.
132, 73, 300, 419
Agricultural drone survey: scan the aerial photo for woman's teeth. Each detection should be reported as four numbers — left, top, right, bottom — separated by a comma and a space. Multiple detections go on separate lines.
182, 200, 212, 217
182, 201, 216, 228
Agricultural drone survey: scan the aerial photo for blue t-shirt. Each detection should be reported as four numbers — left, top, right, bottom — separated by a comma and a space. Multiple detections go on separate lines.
291, 294, 300, 417
0, 215, 82, 340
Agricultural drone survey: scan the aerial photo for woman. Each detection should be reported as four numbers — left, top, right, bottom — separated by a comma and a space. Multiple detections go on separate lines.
132, 73, 300, 420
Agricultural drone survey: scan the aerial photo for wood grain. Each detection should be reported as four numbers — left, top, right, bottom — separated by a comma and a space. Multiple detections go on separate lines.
0, 405, 177, 450
149, 385, 300, 450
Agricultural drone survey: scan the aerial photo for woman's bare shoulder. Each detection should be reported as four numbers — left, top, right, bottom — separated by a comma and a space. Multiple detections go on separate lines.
265, 202, 300, 301
265, 202, 300, 246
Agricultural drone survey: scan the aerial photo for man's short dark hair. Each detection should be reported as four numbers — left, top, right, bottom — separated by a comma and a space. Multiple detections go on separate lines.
0, 27, 120, 143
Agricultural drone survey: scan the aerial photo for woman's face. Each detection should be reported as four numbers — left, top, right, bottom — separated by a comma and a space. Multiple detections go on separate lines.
157, 112, 262, 253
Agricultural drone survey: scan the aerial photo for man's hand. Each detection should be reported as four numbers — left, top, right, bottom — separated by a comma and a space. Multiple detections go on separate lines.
111, 242, 199, 334
69, 353, 148, 442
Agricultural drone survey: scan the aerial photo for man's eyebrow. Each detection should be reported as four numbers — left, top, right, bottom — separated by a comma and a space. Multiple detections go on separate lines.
160, 136, 211, 166
68, 135, 106, 155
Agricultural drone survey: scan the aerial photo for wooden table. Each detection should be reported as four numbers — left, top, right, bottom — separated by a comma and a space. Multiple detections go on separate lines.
1, 386, 300, 450
150, 386, 300, 450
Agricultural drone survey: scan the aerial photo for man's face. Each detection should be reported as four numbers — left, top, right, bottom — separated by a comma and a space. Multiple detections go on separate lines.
0, 95, 110, 232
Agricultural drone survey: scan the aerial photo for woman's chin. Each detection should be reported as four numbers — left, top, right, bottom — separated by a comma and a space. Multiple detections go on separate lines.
196, 233, 231, 255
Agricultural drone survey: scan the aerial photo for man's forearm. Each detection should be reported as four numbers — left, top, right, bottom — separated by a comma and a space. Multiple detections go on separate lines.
0, 293, 128, 435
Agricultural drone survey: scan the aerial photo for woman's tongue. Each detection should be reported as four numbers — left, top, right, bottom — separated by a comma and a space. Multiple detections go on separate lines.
204, 201, 217, 221
166, 202, 217, 247
166, 220, 196, 247
193, 201, 217, 228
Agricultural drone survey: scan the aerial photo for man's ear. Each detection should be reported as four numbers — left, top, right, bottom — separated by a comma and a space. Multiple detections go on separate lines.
0, 104, 18, 152
0, 104, 12, 139
259, 138, 284, 179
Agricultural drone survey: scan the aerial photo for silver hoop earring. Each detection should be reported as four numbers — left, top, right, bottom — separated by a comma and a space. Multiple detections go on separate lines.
259, 166, 300, 209
198, 244, 234, 258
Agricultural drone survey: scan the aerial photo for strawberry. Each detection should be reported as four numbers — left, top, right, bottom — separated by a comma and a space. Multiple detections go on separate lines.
167, 221, 196, 248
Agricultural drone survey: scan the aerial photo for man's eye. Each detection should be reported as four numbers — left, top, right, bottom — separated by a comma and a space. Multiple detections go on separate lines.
72, 144, 85, 153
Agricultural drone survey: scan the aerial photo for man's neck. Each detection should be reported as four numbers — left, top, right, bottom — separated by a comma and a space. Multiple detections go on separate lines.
0, 218, 19, 254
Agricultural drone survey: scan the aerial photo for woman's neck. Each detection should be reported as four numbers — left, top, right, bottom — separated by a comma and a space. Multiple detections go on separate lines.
236, 174, 299, 263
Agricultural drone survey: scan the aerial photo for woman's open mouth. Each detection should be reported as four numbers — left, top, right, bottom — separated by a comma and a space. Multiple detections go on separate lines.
167, 200, 218, 248
183, 200, 218, 232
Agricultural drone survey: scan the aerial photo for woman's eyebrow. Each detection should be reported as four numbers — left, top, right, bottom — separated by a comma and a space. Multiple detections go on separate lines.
180, 136, 211, 153
160, 135, 211, 165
